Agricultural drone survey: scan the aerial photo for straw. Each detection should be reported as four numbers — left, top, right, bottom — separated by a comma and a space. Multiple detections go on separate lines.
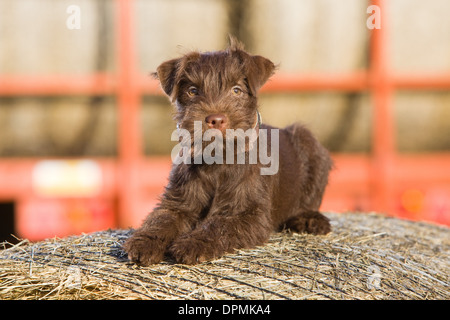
0, 212, 448, 300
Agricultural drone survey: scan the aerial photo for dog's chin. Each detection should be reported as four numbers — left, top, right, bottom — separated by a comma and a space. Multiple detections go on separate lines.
175, 124, 259, 164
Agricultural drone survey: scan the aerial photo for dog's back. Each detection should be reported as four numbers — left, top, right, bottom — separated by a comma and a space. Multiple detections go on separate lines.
263, 123, 333, 230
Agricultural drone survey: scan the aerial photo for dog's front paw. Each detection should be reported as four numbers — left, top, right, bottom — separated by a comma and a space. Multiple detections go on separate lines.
123, 232, 167, 266
169, 236, 220, 265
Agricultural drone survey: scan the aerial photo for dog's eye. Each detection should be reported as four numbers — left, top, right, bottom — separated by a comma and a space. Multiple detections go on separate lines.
187, 86, 198, 97
232, 86, 243, 96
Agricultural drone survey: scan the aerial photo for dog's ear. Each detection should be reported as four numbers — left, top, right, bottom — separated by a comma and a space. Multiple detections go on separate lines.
246, 55, 276, 95
153, 58, 180, 97
227, 37, 275, 94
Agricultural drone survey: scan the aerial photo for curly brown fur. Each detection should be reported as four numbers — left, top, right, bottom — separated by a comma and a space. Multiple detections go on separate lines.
123, 38, 333, 265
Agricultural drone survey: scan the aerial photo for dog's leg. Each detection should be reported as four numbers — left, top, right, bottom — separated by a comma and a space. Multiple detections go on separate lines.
281, 211, 331, 235
123, 208, 190, 265
123, 168, 210, 265
169, 206, 272, 264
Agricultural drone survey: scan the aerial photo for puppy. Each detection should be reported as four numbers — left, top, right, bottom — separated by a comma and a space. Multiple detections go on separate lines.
124, 39, 332, 265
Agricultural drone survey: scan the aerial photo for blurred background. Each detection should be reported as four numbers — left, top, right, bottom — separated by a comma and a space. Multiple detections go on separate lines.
0, 0, 449, 244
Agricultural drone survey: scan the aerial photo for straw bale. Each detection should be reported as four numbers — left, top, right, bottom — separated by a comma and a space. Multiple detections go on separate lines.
0, 212, 448, 300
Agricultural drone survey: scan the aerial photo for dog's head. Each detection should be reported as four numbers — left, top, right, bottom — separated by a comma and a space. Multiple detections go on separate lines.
153, 38, 276, 135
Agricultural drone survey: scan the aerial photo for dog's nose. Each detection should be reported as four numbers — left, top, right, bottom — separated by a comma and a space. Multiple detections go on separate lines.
205, 114, 227, 130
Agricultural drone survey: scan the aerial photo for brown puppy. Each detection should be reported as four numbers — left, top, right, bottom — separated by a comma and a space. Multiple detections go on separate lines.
123, 39, 333, 265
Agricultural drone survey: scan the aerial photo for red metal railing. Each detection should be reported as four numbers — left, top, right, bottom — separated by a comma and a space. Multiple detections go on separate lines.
1, 0, 449, 241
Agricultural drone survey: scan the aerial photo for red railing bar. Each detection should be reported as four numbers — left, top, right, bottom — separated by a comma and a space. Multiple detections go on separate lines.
393, 74, 450, 90
0, 74, 116, 96
0, 72, 372, 96
116, 0, 143, 228
369, 0, 396, 214
261, 72, 369, 92
2, 154, 450, 200
2, 72, 449, 97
